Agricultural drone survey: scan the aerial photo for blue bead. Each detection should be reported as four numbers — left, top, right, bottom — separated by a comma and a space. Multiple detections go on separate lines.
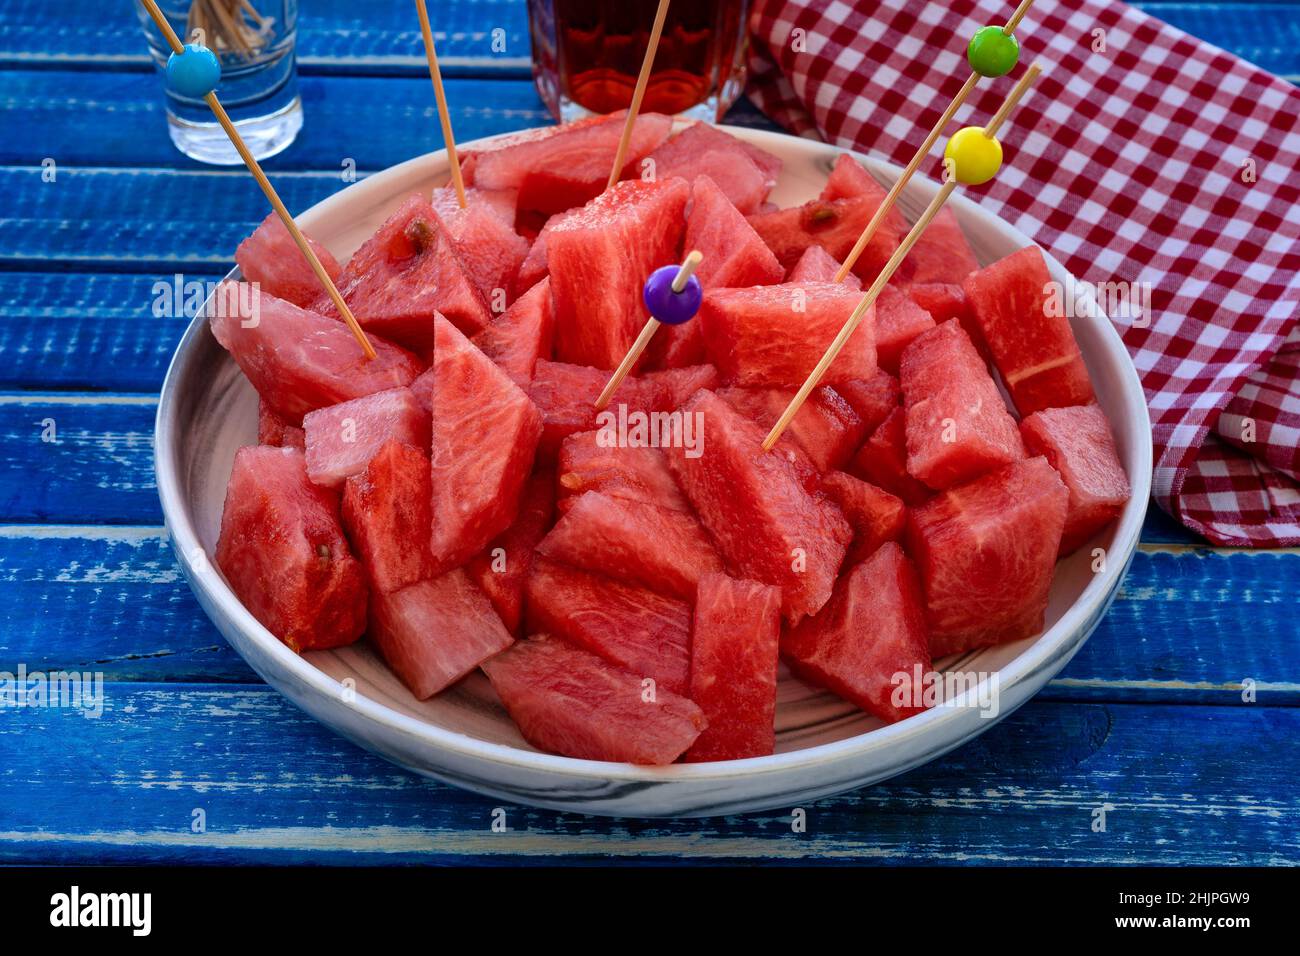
642, 264, 702, 326
166, 43, 222, 99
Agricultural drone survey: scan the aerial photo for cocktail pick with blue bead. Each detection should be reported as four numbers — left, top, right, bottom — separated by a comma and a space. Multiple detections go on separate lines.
414, 0, 467, 209
832, 0, 1035, 284
595, 250, 704, 412
140, 0, 376, 360
765, 64, 1042, 451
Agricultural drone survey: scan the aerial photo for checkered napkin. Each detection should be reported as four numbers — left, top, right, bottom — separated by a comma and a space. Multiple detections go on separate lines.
746, 0, 1300, 546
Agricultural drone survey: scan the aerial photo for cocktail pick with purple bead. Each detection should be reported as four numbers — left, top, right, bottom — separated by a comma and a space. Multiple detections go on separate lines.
595, 250, 704, 411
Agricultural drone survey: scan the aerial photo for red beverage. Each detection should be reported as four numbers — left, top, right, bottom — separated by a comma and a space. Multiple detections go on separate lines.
529, 0, 750, 121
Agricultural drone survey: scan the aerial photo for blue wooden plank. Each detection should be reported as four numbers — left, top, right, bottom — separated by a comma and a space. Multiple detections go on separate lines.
1133, 3, 1300, 78
0, 525, 1293, 698
0, 685, 1293, 864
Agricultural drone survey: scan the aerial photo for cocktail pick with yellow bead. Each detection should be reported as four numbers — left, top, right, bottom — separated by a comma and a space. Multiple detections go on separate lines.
139, 0, 376, 360
832, 0, 1036, 284
764, 63, 1042, 452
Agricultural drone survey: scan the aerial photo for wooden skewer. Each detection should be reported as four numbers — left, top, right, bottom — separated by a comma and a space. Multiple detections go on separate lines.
415, 0, 467, 209
833, 0, 1038, 284
140, 0, 376, 360
595, 250, 703, 411
764, 64, 1042, 451
605, 0, 672, 191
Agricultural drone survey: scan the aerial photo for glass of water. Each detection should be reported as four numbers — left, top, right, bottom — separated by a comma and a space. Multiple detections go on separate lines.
137, 0, 303, 165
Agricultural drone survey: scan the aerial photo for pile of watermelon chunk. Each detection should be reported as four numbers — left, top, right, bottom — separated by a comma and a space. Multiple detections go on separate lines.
215, 116, 1132, 766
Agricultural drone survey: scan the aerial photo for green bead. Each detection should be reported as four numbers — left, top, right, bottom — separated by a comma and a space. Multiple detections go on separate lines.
967, 25, 1019, 78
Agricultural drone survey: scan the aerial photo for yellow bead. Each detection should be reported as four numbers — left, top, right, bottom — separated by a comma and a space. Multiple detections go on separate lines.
943, 127, 1003, 186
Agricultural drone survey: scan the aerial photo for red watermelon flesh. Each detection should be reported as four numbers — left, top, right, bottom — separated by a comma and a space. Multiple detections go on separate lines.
685, 572, 782, 762
908, 282, 978, 336
664, 389, 852, 622
464, 472, 555, 635
684, 175, 784, 289
216, 445, 366, 652
303, 386, 430, 488
471, 277, 554, 388
235, 212, 342, 309
782, 541, 931, 723
643, 122, 781, 212
258, 399, 305, 450
209, 284, 422, 425
819, 471, 907, 565
537, 491, 724, 600
963, 247, 1095, 415
819, 154, 911, 248
547, 177, 689, 368
514, 221, 554, 295
368, 568, 513, 699
836, 370, 901, 434
1020, 403, 1131, 554
747, 193, 901, 282
525, 557, 692, 697
900, 319, 1026, 490
715, 386, 820, 488
461, 120, 601, 185
848, 406, 933, 506
906, 456, 1068, 656
717, 385, 866, 474
341, 439, 435, 594
700, 282, 875, 388
431, 183, 517, 227
429, 315, 543, 570
557, 430, 692, 515
786, 244, 862, 290
875, 284, 936, 374
905, 206, 979, 284
319, 194, 491, 348
481, 634, 705, 765
430, 192, 530, 308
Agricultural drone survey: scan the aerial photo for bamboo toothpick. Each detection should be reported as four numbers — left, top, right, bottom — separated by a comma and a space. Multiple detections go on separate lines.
140, 0, 376, 360
415, 0, 467, 209
764, 64, 1042, 451
595, 250, 703, 411
833, 0, 1037, 284
605, 0, 672, 191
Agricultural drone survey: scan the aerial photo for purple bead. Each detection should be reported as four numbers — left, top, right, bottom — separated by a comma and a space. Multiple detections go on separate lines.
642, 264, 702, 326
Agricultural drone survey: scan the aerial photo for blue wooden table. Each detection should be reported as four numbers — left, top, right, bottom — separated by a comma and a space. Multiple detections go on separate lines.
1, 0, 1296, 866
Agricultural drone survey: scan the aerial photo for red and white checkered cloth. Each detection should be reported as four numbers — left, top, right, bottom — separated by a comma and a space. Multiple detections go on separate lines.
746, 0, 1300, 546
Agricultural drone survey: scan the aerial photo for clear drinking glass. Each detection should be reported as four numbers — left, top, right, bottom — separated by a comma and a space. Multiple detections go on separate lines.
137, 0, 303, 165
528, 0, 751, 122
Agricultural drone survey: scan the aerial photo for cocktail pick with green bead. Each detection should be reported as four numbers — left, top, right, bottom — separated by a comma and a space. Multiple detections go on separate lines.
832, 0, 1036, 284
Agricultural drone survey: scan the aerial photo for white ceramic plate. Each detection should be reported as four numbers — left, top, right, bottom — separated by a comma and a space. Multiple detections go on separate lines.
154, 124, 1152, 817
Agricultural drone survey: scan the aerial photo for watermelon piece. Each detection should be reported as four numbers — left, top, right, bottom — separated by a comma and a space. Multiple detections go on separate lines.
471, 112, 673, 217
905, 206, 979, 284
547, 177, 689, 369
556, 429, 692, 515
258, 399, 305, 450
431, 183, 517, 227
303, 386, 430, 488
906, 456, 1068, 656
1020, 404, 1131, 554
642, 122, 781, 213
429, 315, 543, 570
369, 569, 513, 699
819, 471, 907, 565
908, 281, 977, 332
700, 282, 875, 387
471, 277, 554, 388
528, 359, 717, 457
209, 284, 422, 425
848, 406, 933, 506
216, 445, 367, 651
717, 385, 865, 474
836, 370, 900, 434
664, 390, 852, 622
318, 194, 491, 349
685, 572, 782, 762
430, 189, 530, 308
235, 212, 342, 309
537, 491, 724, 600
682, 175, 784, 289
464, 472, 555, 635
524, 557, 692, 696
715, 386, 820, 487
820, 154, 900, 219
963, 247, 1096, 415
786, 244, 862, 290
481, 634, 705, 765
875, 285, 936, 374
782, 541, 931, 723
900, 319, 1026, 490
341, 439, 435, 594
514, 221, 553, 295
